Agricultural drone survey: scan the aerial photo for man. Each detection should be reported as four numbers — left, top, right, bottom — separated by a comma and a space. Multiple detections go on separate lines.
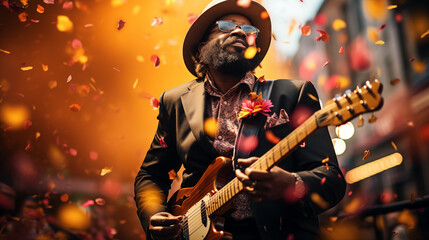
134, 0, 346, 239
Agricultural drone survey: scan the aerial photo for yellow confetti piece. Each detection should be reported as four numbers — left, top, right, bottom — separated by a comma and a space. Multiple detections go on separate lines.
57, 15, 73, 32
421, 30, 429, 39
204, 118, 218, 138
368, 114, 377, 123
307, 93, 318, 101
48, 80, 57, 89
18, 12, 28, 22
375, 40, 385, 45
367, 27, 379, 42
332, 19, 347, 31
35, 132, 41, 139
37, 4, 44, 13
133, 79, 139, 89
21, 66, 33, 71
322, 157, 329, 164
100, 168, 112, 176
0, 49, 10, 54
244, 46, 257, 59
362, 150, 370, 161
391, 141, 397, 151
310, 193, 329, 209
42, 64, 48, 71
387, 5, 397, 10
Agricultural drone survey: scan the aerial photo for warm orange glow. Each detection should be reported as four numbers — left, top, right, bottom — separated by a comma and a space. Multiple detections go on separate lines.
345, 153, 403, 184
0, 104, 29, 128
332, 19, 347, 31
57, 15, 73, 32
362, 0, 387, 21
57, 204, 91, 230
244, 46, 257, 59
204, 118, 218, 138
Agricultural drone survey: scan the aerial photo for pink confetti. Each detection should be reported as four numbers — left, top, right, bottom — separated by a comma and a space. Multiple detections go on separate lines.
409, 58, 415, 62
314, 14, 327, 26
89, 151, 98, 161
44, 0, 55, 4
151, 17, 163, 27
67, 75, 72, 83
339, 46, 344, 54
113, 67, 120, 72
150, 97, 159, 110
237, 0, 251, 8
95, 198, 106, 205
320, 177, 326, 185
69, 148, 77, 156
43, 199, 49, 206
238, 135, 258, 153
71, 38, 82, 49
62, 1, 73, 10
348, 191, 352, 196
246, 34, 256, 46
117, 19, 126, 30
150, 55, 160, 68
379, 24, 386, 31
322, 60, 329, 68
30, 19, 40, 23
84, 23, 94, 28
300, 141, 306, 148
187, 13, 198, 24
159, 137, 167, 148
16, 92, 25, 98
25, 142, 31, 151
82, 199, 95, 208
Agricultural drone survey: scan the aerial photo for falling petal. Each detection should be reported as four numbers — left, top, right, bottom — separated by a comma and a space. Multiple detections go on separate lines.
48, 80, 57, 89
322, 157, 329, 164
159, 137, 167, 148
265, 130, 280, 144
89, 151, 98, 160
168, 169, 177, 180
67, 75, 72, 83
187, 13, 197, 24
18, 12, 28, 22
300, 142, 306, 148
236, 0, 251, 8
362, 150, 370, 160
69, 148, 77, 156
314, 14, 327, 26
100, 167, 112, 176
421, 30, 429, 39
310, 193, 329, 209
332, 19, 346, 31
57, 15, 73, 32
60, 194, 69, 202
330, 217, 338, 222
357, 115, 364, 127
0, 49, 10, 54
315, 29, 330, 42
151, 17, 163, 27
63, 1, 73, 10
36, 5, 44, 13
322, 60, 329, 68
325, 163, 330, 170
348, 191, 353, 196
42, 64, 48, 71
260, 11, 269, 20
271, 33, 277, 40
113, 67, 120, 72
239, 135, 258, 153
390, 78, 400, 85
68, 103, 81, 112
203, 118, 217, 138
391, 141, 397, 151
387, 5, 397, 10
375, 40, 385, 45
338, 46, 344, 55
44, 0, 55, 4
307, 93, 318, 101
301, 25, 311, 36
151, 55, 160, 68
95, 198, 106, 205
35, 132, 41, 139
117, 19, 126, 30
409, 58, 415, 62
246, 34, 256, 46
82, 200, 95, 208
258, 75, 266, 83
150, 97, 159, 110
30, 19, 39, 23
368, 114, 377, 123
379, 24, 386, 31
84, 23, 94, 28
25, 142, 30, 150
244, 46, 257, 59
133, 79, 139, 89
21, 66, 33, 71
136, 55, 144, 62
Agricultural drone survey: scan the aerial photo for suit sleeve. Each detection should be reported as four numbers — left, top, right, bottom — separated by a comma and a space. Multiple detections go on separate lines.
291, 81, 346, 216
134, 91, 182, 234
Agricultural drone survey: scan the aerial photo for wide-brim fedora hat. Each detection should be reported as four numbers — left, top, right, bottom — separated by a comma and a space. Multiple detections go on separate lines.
183, 0, 272, 77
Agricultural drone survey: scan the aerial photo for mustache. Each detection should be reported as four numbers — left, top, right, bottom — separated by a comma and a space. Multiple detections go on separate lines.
220, 36, 249, 48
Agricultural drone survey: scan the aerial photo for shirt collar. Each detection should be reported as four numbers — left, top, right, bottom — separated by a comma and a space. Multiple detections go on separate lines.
204, 71, 255, 97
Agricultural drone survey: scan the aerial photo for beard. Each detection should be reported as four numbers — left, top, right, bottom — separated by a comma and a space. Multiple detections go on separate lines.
198, 36, 261, 76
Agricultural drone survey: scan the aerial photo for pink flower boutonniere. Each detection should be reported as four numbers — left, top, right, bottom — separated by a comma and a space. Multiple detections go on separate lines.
238, 92, 274, 119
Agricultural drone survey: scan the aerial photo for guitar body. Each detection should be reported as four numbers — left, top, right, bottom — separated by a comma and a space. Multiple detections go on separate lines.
169, 157, 233, 240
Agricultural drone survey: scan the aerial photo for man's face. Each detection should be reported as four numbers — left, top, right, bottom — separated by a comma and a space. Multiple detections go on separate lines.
198, 14, 260, 76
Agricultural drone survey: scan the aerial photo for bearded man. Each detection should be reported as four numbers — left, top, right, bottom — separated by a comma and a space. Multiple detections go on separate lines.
134, 1, 346, 239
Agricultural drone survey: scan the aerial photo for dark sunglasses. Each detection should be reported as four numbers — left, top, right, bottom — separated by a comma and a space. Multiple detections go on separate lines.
215, 20, 260, 37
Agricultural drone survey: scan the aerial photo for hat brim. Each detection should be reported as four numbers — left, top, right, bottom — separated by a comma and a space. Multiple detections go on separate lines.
183, 1, 271, 77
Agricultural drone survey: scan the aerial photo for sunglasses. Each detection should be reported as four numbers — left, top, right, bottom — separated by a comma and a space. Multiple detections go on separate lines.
215, 20, 260, 37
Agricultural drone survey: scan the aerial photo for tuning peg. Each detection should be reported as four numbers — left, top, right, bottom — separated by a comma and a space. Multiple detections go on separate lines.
344, 89, 352, 103
333, 97, 341, 108
368, 114, 377, 123
335, 112, 343, 121
347, 106, 355, 115
355, 87, 363, 100
357, 114, 364, 127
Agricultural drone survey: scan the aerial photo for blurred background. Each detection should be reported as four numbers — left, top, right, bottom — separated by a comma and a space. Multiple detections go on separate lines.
0, 0, 428, 239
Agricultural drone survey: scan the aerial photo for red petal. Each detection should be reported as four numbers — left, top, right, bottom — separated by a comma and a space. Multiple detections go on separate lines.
150, 97, 159, 110
151, 55, 160, 68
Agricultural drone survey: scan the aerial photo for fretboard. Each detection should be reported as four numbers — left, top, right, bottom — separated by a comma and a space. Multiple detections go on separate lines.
206, 113, 319, 216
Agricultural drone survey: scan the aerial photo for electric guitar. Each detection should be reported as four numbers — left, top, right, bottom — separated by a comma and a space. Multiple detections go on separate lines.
168, 80, 383, 240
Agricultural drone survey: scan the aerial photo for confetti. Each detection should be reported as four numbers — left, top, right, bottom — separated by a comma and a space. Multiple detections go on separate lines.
25, 142, 30, 150
390, 78, 400, 85
315, 30, 330, 42
82, 200, 95, 208
133, 79, 139, 89
62, 1, 73, 10
168, 169, 177, 180
30, 19, 39, 23
258, 75, 266, 83
42, 64, 48, 71
35, 132, 41, 139
348, 191, 352, 196
362, 150, 370, 160
89, 151, 98, 160
320, 177, 326, 185
0, 49, 10, 54
332, 19, 346, 31
18, 12, 28, 22
44, 0, 55, 4
387, 5, 397, 10
237, 0, 251, 8
301, 25, 311, 36
150, 55, 160, 68
159, 137, 167, 148
117, 19, 126, 30
391, 141, 397, 151
84, 23, 94, 28
246, 34, 256, 46
322, 60, 329, 68
36, 5, 44, 13
60, 194, 69, 202
238, 135, 258, 153
113, 67, 120, 72
307, 93, 318, 101
325, 163, 330, 170
100, 167, 112, 176
300, 142, 306, 148
244, 46, 257, 59
57, 15, 73, 32
260, 11, 269, 20
408, 121, 414, 127
204, 118, 217, 138
368, 114, 377, 123
95, 198, 106, 205
357, 114, 364, 127
395, 13, 403, 22
322, 157, 329, 164
21, 66, 33, 71
69, 148, 77, 156
379, 24, 386, 31
330, 217, 338, 222
48, 80, 57, 89
314, 14, 327, 26
375, 40, 385, 45
310, 193, 329, 209
69, 103, 81, 112
271, 33, 277, 40
421, 30, 429, 39
150, 97, 159, 110
67, 75, 72, 83
409, 58, 415, 62
265, 130, 280, 144
187, 13, 197, 24
151, 17, 163, 27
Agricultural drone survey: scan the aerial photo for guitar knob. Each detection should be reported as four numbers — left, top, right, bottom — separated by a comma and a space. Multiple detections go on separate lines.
335, 112, 343, 121
333, 97, 341, 108
347, 106, 355, 114
361, 100, 369, 110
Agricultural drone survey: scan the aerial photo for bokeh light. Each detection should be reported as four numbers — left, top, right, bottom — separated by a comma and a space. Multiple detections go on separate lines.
335, 122, 355, 140
332, 138, 346, 155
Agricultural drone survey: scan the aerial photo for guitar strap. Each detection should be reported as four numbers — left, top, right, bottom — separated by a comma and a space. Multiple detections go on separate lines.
232, 79, 274, 171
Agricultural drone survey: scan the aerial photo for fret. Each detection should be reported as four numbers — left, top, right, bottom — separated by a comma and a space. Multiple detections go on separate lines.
280, 141, 289, 157
288, 134, 297, 149
266, 152, 274, 168
273, 147, 281, 162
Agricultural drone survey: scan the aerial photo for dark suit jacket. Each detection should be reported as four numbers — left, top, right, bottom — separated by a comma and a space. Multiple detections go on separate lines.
134, 78, 346, 240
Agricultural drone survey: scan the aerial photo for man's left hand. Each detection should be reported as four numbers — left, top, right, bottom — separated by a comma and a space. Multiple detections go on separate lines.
235, 157, 296, 201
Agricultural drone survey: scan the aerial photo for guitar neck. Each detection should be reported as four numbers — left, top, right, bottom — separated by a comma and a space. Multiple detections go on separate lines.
206, 112, 320, 216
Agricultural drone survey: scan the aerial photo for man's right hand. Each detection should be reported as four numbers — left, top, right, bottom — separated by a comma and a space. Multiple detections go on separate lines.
149, 212, 183, 240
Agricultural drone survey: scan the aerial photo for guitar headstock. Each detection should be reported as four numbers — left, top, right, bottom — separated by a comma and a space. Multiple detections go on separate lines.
316, 79, 383, 127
